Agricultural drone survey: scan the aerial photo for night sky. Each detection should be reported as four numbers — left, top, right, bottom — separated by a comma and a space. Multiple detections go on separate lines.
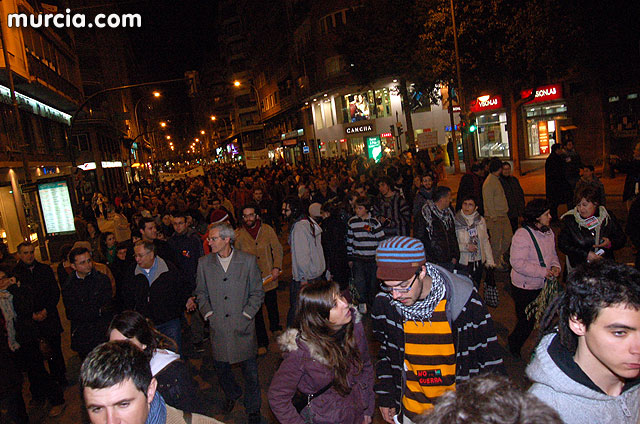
118, 0, 220, 143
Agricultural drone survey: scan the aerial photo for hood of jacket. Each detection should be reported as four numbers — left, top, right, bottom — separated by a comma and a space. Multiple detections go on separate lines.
527, 333, 626, 401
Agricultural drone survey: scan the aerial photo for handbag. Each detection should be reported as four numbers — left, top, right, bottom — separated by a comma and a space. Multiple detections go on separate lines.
483, 281, 499, 308
292, 380, 333, 415
523, 227, 561, 324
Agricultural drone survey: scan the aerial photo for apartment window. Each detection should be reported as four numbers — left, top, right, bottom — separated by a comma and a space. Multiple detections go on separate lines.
314, 103, 323, 129
325, 56, 343, 77
72, 134, 90, 151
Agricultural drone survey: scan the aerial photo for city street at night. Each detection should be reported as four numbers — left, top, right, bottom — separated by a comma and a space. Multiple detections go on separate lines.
1, 0, 639, 423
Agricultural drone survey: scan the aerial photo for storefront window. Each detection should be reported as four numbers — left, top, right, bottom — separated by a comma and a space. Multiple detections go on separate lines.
524, 103, 567, 157
475, 112, 510, 158
342, 88, 392, 122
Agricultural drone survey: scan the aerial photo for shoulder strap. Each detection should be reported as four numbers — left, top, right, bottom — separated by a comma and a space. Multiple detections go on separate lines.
523, 226, 545, 267
309, 380, 334, 400
182, 410, 192, 424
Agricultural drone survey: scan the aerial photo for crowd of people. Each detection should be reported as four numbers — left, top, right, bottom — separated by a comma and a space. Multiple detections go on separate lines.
2, 141, 640, 424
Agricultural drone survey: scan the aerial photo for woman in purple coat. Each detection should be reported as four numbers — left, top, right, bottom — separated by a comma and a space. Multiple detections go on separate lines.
268, 281, 375, 424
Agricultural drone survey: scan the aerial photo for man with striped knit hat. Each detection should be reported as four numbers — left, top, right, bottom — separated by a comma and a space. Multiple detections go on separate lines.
372, 236, 504, 424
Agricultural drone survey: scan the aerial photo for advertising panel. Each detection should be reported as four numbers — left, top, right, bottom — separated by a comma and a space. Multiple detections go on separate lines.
38, 181, 75, 235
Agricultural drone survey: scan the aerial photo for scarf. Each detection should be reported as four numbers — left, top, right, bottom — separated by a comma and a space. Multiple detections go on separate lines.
421, 200, 455, 238
0, 290, 20, 352
561, 206, 610, 246
245, 219, 262, 240
390, 263, 446, 323
145, 392, 167, 424
454, 210, 481, 262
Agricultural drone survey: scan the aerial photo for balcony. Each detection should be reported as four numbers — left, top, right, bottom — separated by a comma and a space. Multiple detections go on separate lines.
23, 53, 82, 111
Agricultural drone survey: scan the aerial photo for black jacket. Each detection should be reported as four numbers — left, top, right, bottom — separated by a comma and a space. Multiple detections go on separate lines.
12, 261, 63, 336
167, 231, 204, 289
500, 175, 525, 219
420, 212, 460, 265
61, 269, 113, 356
558, 209, 626, 267
155, 357, 204, 414
153, 239, 181, 270
123, 257, 189, 326
545, 152, 571, 202
320, 215, 349, 286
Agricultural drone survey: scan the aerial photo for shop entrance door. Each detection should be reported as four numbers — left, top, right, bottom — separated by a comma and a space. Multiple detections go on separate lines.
0, 186, 23, 252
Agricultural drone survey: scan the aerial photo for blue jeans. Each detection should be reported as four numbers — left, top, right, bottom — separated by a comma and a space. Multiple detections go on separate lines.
352, 260, 378, 305
213, 357, 261, 414
156, 318, 182, 354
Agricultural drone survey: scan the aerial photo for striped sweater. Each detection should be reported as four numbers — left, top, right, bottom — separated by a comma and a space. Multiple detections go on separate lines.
346, 215, 385, 261
371, 265, 505, 413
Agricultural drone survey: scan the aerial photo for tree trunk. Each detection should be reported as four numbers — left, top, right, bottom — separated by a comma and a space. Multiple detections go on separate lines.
399, 78, 415, 150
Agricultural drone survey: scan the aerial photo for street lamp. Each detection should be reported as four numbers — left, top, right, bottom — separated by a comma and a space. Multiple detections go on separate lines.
233, 80, 262, 124
211, 115, 230, 138
160, 121, 167, 128
200, 130, 205, 135
153, 91, 161, 97
166, 135, 171, 140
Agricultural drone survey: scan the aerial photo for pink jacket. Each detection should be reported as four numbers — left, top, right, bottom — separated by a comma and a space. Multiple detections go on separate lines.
510, 227, 560, 290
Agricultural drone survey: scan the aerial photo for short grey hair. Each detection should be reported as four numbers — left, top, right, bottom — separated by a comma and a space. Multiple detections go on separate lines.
211, 222, 235, 242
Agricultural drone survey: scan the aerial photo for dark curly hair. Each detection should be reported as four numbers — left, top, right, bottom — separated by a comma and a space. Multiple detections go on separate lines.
540, 261, 640, 353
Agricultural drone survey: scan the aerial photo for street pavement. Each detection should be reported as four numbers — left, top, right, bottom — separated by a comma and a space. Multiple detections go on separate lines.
15, 167, 636, 424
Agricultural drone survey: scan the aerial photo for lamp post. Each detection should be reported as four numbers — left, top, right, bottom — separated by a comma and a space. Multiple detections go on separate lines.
233, 80, 264, 149
211, 115, 230, 142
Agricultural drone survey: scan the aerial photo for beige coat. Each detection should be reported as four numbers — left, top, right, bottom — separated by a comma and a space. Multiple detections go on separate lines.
235, 223, 283, 292
166, 404, 225, 423
482, 172, 509, 218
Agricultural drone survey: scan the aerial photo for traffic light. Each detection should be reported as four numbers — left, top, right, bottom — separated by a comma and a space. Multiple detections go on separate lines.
396, 121, 404, 137
469, 122, 477, 133
184, 71, 199, 97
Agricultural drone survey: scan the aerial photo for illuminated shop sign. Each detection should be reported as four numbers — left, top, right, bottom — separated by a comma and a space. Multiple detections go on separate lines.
521, 83, 563, 104
344, 120, 376, 137
0, 84, 72, 125
77, 161, 123, 170
470, 95, 503, 113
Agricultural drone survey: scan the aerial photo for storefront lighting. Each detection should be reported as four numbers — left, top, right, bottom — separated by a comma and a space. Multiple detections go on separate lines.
477, 95, 491, 102
305, 102, 309, 105
0, 229, 6, 239
323, 93, 328, 97
313, 98, 317, 101
628, 94, 638, 100
393, 79, 398, 83
29, 232, 38, 243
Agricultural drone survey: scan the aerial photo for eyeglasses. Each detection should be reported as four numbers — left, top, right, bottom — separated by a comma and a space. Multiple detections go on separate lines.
133, 251, 151, 260
380, 272, 419, 293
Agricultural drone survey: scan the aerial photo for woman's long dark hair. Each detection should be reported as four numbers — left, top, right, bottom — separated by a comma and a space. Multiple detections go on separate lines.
108, 311, 177, 360
295, 281, 363, 396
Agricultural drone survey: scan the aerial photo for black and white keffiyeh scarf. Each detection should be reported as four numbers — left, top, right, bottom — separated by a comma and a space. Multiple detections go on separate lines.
391, 263, 446, 323
421, 200, 455, 238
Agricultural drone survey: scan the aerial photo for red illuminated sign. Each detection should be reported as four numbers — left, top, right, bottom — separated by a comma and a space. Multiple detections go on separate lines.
470, 95, 503, 113
340, 138, 347, 143
521, 83, 563, 104
381, 132, 392, 138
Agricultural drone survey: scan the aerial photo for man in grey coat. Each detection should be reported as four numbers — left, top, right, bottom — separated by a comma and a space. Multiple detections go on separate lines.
195, 222, 264, 424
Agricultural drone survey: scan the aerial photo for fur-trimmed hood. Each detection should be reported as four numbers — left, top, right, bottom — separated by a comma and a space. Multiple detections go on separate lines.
277, 308, 362, 366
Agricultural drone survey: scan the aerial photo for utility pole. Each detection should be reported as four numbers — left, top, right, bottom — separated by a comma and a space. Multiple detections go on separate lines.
449, 0, 473, 171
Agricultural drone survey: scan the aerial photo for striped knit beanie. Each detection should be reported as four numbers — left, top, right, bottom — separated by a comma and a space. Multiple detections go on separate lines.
376, 236, 426, 281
